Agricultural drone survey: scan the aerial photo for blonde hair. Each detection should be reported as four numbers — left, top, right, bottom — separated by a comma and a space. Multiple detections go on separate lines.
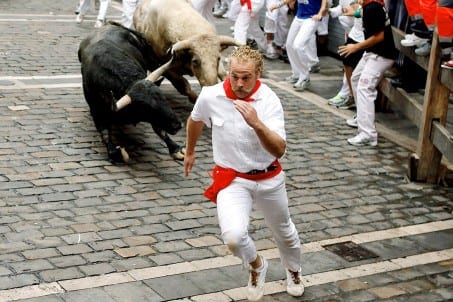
229, 46, 264, 74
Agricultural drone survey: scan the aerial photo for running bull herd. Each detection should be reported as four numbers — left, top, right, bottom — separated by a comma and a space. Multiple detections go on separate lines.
78, 0, 240, 162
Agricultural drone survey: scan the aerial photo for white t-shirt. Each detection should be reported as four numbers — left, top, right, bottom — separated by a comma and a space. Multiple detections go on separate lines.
191, 81, 286, 173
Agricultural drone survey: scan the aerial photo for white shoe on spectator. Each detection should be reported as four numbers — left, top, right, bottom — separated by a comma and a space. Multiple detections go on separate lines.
415, 42, 431, 56
309, 62, 320, 73
328, 94, 349, 106
94, 19, 104, 28
284, 74, 298, 83
293, 79, 310, 91
76, 14, 84, 24
346, 115, 358, 128
347, 133, 377, 146
264, 44, 279, 60
336, 96, 355, 109
213, 7, 227, 17
401, 33, 428, 47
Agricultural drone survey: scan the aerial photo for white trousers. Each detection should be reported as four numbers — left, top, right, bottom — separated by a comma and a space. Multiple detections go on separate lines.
192, 0, 217, 29
78, 0, 110, 20
233, 0, 266, 51
351, 52, 394, 139
122, 0, 138, 29
338, 73, 350, 98
216, 172, 301, 272
317, 15, 329, 35
286, 17, 319, 80
226, 0, 241, 21
264, 0, 291, 47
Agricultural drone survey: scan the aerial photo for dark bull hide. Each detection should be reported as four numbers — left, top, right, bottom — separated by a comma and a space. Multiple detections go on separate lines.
78, 22, 185, 162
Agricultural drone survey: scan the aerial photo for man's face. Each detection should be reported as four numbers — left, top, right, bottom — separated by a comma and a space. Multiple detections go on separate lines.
229, 58, 259, 99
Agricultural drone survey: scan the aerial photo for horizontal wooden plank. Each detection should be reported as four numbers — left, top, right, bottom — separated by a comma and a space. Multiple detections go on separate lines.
440, 68, 453, 91
431, 121, 453, 163
378, 78, 423, 127
392, 27, 430, 71
392, 26, 452, 91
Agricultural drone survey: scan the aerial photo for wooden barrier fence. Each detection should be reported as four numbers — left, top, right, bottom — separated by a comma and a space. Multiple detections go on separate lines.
378, 27, 453, 184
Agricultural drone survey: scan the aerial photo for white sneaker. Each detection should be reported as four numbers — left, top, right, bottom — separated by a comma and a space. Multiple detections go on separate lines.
247, 256, 268, 301
76, 14, 84, 24
284, 74, 298, 83
401, 33, 428, 47
415, 42, 431, 56
309, 62, 320, 73
328, 94, 348, 106
286, 268, 304, 297
336, 96, 356, 109
264, 44, 279, 60
347, 133, 377, 146
346, 115, 357, 128
213, 7, 227, 17
94, 19, 104, 28
293, 79, 310, 91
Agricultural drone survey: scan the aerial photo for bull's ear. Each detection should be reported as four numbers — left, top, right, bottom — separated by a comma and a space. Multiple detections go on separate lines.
115, 95, 132, 111
219, 36, 242, 50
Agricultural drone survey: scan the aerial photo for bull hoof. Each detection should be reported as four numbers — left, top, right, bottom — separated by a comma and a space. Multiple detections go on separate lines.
108, 145, 130, 163
171, 147, 186, 161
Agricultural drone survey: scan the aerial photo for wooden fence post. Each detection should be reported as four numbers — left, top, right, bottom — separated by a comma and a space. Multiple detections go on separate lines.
409, 30, 451, 183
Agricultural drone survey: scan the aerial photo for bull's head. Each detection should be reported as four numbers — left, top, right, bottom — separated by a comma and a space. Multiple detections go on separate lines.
115, 55, 175, 111
170, 34, 240, 87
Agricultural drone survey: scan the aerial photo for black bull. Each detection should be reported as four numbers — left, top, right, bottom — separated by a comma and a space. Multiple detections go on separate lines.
78, 22, 185, 162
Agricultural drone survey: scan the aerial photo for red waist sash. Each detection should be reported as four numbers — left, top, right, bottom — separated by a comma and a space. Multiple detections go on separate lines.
204, 160, 282, 203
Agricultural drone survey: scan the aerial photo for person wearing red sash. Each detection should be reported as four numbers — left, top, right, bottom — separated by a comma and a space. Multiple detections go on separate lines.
184, 46, 303, 301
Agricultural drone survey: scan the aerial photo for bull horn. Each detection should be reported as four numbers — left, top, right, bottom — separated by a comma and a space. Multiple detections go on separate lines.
115, 94, 132, 111
145, 55, 175, 82
171, 39, 193, 53
218, 35, 243, 47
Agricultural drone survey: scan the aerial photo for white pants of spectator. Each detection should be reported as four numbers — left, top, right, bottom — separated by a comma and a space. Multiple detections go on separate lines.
192, 0, 218, 29
337, 73, 351, 99
78, 0, 110, 21
122, 0, 138, 29
317, 15, 329, 36
351, 52, 394, 140
234, 0, 266, 51
286, 17, 319, 81
216, 172, 301, 272
264, 0, 291, 47
226, 0, 241, 21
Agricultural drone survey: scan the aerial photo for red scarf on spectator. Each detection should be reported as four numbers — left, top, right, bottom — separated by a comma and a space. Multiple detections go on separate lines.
362, 0, 385, 7
240, 0, 252, 10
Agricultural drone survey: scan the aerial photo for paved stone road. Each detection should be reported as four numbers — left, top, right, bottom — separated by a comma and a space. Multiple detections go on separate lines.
0, 1, 452, 301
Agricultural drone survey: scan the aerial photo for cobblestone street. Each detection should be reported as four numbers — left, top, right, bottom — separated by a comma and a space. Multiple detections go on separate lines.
0, 1, 452, 301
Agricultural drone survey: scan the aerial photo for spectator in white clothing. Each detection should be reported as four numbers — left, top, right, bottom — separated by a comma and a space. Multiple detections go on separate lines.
76, 0, 110, 28
122, 0, 138, 29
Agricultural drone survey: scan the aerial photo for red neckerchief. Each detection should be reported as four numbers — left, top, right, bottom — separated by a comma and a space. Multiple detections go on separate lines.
204, 160, 282, 203
362, 0, 385, 7
240, 0, 252, 10
223, 77, 261, 102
